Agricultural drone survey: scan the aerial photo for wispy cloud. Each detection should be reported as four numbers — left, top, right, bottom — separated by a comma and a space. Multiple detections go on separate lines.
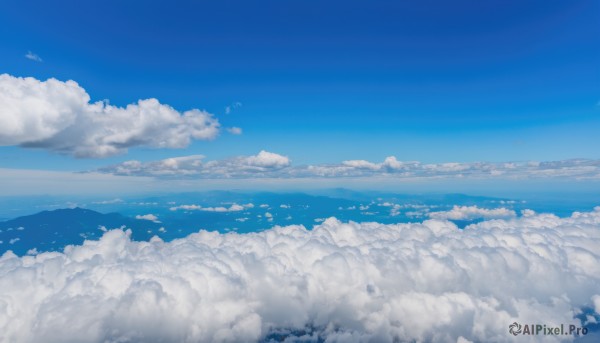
24, 51, 42, 62
226, 127, 242, 135
224, 101, 242, 114
0, 74, 222, 158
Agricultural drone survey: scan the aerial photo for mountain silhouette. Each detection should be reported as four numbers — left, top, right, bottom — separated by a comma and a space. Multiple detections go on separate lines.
0, 208, 161, 256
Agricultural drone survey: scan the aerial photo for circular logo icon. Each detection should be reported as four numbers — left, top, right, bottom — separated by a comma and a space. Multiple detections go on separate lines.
509, 322, 522, 336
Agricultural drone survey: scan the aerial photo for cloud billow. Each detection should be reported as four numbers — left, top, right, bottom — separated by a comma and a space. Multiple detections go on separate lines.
1, 208, 599, 342
0, 74, 221, 158
96, 152, 600, 181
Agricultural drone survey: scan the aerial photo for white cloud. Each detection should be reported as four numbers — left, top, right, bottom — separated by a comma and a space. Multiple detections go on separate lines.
265, 212, 273, 222
98, 151, 291, 178
342, 159, 380, 170
135, 214, 161, 223
280, 204, 290, 209
169, 203, 253, 212
1, 209, 599, 342
25, 51, 42, 62
429, 205, 516, 220
226, 127, 243, 135
244, 150, 290, 168
0, 74, 221, 158
95, 153, 600, 181
593, 295, 600, 315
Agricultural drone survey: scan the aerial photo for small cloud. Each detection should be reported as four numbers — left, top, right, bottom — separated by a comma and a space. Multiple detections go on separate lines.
25, 51, 42, 62
170, 203, 253, 212
135, 214, 161, 223
226, 127, 243, 135
429, 205, 515, 221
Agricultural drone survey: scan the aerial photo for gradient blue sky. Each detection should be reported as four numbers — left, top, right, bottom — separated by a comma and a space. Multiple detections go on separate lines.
0, 0, 599, 172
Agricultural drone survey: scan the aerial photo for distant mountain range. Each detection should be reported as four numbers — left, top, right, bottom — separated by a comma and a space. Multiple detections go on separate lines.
2, 191, 597, 257
0, 208, 161, 256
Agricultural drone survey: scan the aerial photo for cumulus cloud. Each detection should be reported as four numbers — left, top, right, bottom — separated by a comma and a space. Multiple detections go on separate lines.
95, 153, 600, 181
135, 214, 161, 223
25, 51, 42, 62
305, 157, 600, 180
98, 151, 291, 178
0, 74, 221, 158
1, 208, 599, 342
429, 205, 516, 220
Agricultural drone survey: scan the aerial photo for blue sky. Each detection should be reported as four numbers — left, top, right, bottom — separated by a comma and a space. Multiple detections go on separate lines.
0, 0, 599, 192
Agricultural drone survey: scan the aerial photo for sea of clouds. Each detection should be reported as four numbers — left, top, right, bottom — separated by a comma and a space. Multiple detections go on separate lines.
1, 208, 600, 342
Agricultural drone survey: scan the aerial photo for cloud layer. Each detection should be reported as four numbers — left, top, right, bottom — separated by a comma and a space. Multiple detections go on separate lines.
0, 74, 220, 158
98, 151, 291, 178
428, 205, 516, 220
1, 209, 599, 342
97, 153, 600, 181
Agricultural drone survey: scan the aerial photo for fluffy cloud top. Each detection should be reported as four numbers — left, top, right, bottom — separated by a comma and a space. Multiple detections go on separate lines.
429, 205, 516, 220
1, 209, 599, 342
0, 74, 221, 158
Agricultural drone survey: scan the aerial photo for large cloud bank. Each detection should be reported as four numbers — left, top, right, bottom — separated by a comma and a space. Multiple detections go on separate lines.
0, 74, 220, 158
1, 209, 600, 342
96, 153, 600, 181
